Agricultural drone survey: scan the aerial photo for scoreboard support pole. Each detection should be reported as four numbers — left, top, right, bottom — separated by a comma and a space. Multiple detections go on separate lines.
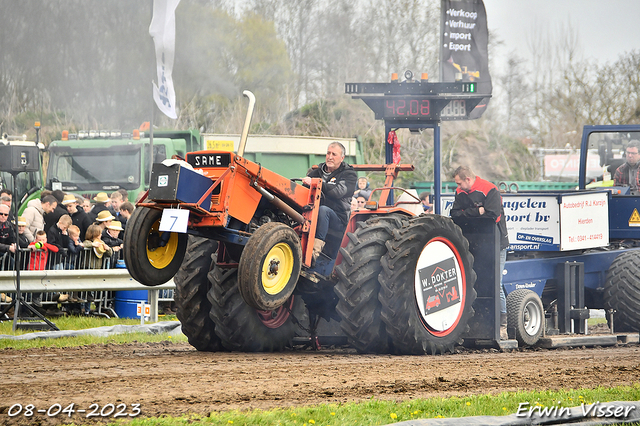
384, 121, 442, 215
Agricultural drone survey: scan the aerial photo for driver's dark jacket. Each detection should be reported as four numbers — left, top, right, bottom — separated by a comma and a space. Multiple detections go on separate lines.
306, 162, 357, 226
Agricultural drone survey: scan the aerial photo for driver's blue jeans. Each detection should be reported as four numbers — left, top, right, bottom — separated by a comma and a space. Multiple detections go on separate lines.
315, 205, 340, 241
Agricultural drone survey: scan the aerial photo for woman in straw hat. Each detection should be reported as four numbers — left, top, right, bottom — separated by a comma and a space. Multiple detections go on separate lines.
81, 224, 113, 314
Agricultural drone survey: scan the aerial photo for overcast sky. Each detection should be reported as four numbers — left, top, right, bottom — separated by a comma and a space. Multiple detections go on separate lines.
484, 0, 640, 65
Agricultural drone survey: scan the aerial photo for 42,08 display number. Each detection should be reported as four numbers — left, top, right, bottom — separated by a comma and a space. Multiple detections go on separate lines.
8, 402, 141, 418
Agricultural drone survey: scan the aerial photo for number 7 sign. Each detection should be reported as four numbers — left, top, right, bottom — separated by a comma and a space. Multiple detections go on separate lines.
159, 208, 190, 233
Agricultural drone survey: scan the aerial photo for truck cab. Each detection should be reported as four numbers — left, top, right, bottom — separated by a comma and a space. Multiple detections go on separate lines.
0, 133, 45, 213
46, 128, 201, 202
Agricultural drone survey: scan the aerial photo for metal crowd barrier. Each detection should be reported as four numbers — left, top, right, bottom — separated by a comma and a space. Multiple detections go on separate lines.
0, 247, 175, 321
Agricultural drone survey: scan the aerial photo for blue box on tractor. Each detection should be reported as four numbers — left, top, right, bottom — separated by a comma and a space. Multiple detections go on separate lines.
148, 163, 213, 211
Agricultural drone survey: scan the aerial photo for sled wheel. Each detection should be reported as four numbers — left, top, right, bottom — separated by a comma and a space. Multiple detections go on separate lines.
123, 207, 187, 286
208, 264, 306, 352
334, 214, 405, 353
507, 289, 544, 346
379, 215, 476, 355
237, 222, 302, 311
173, 236, 223, 351
604, 250, 640, 332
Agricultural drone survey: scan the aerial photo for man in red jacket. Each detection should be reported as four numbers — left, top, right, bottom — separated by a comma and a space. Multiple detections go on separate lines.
450, 165, 509, 340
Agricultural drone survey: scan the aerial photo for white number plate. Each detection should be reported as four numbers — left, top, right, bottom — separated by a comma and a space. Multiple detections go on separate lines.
159, 209, 189, 233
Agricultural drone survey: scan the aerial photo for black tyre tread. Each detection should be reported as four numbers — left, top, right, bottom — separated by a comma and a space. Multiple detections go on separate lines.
604, 250, 640, 332
208, 265, 307, 352
506, 289, 543, 346
173, 236, 222, 352
123, 207, 187, 286
334, 215, 405, 353
237, 222, 302, 310
379, 215, 477, 355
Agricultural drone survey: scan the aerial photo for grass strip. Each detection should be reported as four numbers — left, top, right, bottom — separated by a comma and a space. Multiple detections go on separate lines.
80, 384, 640, 426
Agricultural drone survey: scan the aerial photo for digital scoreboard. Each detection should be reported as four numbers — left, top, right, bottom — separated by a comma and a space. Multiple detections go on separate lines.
345, 79, 489, 122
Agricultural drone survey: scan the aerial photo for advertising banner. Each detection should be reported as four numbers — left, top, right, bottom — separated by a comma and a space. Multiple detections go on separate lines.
440, 0, 491, 118
503, 194, 560, 251
560, 192, 609, 251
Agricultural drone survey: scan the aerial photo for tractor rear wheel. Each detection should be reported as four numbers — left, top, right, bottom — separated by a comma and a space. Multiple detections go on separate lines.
506, 289, 544, 346
334, 214, 405, 353
173, 236, 222, 351
123, 207, 187, 286
604, 250, 640, 332
379, 215, 476, 355
208, 265, 306, 352
237, 222, 302, 311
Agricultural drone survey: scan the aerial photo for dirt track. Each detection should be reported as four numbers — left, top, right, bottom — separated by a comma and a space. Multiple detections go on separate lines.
1, 337, 639, 425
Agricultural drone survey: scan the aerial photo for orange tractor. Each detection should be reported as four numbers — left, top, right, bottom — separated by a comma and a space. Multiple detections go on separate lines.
124, 91, 477, 354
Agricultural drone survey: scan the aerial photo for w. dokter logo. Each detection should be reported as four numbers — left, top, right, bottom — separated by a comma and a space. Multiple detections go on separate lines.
418, 257, 461, 314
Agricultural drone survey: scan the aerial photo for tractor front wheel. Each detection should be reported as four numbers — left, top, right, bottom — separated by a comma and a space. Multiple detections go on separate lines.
379, 215, 476, 355
237, 222, 302, 311
123, 207, 187, 286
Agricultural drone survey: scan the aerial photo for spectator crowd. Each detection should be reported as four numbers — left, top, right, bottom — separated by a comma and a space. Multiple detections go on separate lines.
0, 188, 134, 316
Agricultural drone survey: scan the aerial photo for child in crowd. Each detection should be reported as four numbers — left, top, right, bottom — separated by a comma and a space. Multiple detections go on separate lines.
66, 225, 84, 308
66, 225, 83, 269
102, 221, 124, 254
81, 224, 112, 314
17, 216, 34, 249
47, 214, 72, 270
28, 230, 61, 308
28, 230, 58, 271
83, 224, 112, 269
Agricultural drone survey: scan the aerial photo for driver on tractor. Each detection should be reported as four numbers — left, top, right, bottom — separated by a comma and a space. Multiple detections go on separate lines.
302, 142, 357, 263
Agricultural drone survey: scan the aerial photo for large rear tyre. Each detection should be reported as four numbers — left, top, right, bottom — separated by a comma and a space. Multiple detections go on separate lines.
237, 222, 302, 311
208, 265, 306, 352
123, 207, 187, 286
173, 236, 223, 351
379, 215, 476, 355
334, 215, 404, 353
604, 250, 640, 332
506, 289, 543, 346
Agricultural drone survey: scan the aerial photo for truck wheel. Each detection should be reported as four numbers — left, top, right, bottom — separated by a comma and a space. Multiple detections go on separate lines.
379, 215, 477, 355
506, 289, 544, 346
123, 207, 187, 286
237, 222, 302, 311
173, 236, 223, 351
334, 214, 405, 353
208, 265, 306, 352
604, 250, 640, 332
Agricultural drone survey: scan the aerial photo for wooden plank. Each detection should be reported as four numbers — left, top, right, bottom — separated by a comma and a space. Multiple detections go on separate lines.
539, 334, 619, 348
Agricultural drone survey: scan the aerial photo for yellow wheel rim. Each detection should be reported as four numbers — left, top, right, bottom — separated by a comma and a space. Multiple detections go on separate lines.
147, 220, 179, 269
261, 243, 294, 295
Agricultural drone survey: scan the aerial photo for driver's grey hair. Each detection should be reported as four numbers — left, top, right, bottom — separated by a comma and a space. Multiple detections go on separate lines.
328, 141, 346, 157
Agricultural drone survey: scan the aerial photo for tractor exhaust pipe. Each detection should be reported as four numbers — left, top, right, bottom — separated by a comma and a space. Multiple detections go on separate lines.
252, 183, 306, 225
237, 90, 255, 158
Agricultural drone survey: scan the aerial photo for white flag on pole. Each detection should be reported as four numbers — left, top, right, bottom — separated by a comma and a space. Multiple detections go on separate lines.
149, 0, 181, 119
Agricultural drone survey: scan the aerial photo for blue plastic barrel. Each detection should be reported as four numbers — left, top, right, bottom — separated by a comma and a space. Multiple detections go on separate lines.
114, 290, 148, 319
